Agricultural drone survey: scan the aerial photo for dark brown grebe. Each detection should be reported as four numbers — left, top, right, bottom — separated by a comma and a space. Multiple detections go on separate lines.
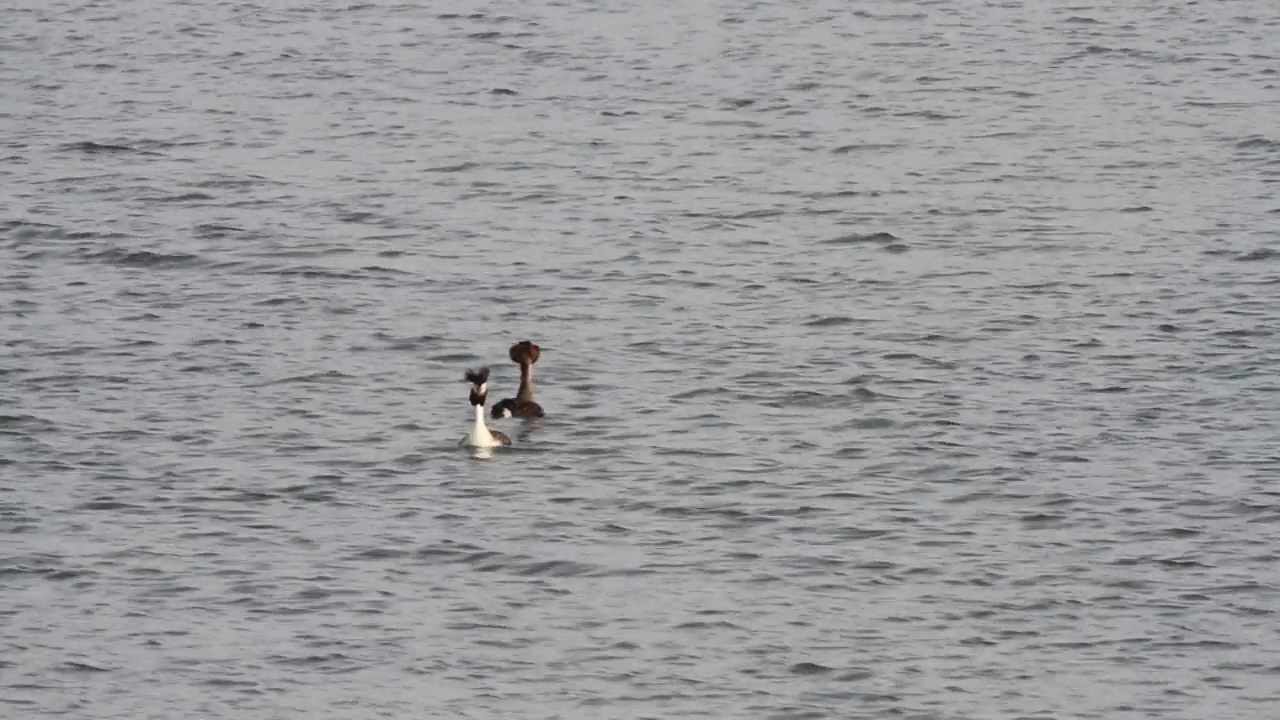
492, 340, 545, 419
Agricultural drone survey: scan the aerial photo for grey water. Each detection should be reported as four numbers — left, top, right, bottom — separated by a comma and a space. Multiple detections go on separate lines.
3, 0, 1279, 717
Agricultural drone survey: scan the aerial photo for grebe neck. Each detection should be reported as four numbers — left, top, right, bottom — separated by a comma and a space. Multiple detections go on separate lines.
516, 362, 534, 402
468, 403, 495, 445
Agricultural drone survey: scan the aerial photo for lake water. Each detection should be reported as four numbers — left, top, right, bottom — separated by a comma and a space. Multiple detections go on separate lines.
2, 1, 1279, 718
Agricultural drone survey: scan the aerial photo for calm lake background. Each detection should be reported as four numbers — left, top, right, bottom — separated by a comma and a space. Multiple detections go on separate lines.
2, 0, 1279, 718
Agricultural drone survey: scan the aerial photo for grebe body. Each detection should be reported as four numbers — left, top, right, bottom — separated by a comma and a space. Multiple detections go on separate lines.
492, 340, 545, 419
461, 367, 511, 448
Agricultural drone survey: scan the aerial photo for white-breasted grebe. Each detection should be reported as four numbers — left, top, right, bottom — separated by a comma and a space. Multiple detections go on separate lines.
492, 340, 545, 419
461, 367, 512, 448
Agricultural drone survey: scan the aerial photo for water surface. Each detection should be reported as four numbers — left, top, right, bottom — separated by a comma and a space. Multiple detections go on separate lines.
3, 1, 1279, 718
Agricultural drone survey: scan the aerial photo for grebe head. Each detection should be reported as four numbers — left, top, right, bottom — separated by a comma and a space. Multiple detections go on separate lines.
465, 366, 491, 406
509, 340, 540, 366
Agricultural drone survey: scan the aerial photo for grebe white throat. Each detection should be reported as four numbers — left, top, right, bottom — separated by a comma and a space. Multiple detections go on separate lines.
465, 402, 504, 448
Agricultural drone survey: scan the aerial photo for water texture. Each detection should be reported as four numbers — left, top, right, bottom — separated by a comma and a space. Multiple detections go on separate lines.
2, 0, 1279, 718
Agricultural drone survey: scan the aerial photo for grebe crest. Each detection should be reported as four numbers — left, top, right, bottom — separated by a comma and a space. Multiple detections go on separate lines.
492, 340, 545, 419
462, 367, 511, 448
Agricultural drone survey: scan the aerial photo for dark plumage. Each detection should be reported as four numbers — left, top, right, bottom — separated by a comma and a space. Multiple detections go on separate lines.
492, 397, 543, 418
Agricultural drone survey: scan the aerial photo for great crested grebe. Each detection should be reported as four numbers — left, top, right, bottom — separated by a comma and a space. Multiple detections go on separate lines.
461, 367, 511, 448
492, 340, 545, 419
